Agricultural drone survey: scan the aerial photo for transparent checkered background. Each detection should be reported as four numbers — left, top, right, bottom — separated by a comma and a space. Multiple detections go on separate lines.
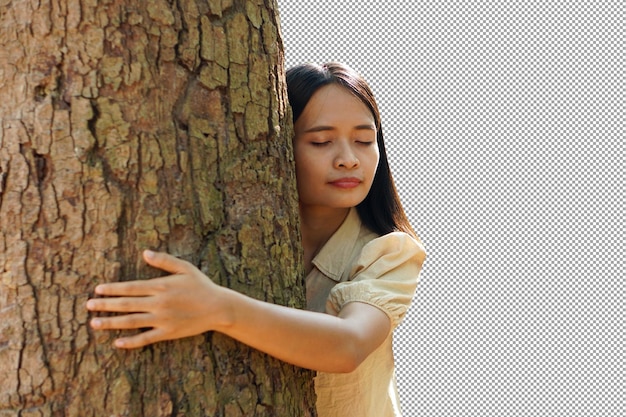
278, 1, 624, 415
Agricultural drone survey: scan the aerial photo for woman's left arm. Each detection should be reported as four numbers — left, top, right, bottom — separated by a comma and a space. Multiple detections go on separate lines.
86, 250, 390, 373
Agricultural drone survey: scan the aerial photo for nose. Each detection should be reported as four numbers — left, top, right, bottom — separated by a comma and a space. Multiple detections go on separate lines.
334, 143, 360, 169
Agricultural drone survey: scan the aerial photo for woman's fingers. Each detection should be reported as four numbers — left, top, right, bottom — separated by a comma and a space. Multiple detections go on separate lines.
87, 295, 153, 313
87, 250, 213, 349
90, 314, 173, 349
143, 249, 193, 275
94, 280, 160, 297
90, 313, 153, 330
92, 250, 197, 297
113, 328, 167, 349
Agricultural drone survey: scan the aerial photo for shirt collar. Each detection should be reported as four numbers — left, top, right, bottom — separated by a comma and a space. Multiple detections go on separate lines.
311, 207, 362, 282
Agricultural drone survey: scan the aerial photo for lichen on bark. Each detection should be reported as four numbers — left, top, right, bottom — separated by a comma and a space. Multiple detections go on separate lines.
0, 0, 315, 415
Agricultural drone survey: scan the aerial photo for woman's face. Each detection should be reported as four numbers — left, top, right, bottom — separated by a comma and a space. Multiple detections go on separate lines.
293, 84, 380, 212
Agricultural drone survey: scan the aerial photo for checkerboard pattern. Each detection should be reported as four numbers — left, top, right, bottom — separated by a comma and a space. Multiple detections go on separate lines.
279, 1, 623, 415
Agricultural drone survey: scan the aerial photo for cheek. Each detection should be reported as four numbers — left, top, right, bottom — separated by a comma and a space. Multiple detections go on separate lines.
365, 150, 380, 178
294, 154, 316, 190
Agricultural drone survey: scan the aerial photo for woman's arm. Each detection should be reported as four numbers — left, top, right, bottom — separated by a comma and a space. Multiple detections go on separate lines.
86, 250, 390, 373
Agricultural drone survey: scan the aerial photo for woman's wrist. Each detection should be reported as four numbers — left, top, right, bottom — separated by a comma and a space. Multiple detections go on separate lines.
209, 284, 241, 333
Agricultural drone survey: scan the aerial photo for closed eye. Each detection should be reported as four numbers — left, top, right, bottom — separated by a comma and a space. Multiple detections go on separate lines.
311, 141, 331, 147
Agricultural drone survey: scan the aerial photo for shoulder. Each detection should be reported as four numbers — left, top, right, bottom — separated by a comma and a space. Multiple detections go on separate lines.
327, 231, 426, 327
356, 231, 426, 273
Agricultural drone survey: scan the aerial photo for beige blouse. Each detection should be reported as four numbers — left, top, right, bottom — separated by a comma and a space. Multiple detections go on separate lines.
306, 208, 426, 417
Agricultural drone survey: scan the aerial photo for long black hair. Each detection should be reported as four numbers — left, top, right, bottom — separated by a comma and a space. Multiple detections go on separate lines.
286, 62, 418, 240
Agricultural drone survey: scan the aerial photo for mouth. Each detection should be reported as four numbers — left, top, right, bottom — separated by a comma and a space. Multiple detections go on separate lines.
329, 177, 362, 189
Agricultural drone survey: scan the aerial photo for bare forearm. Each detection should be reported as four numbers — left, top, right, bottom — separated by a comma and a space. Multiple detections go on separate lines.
215, 288, 388, 373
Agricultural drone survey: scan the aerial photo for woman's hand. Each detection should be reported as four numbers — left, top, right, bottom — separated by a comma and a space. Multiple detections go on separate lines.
86, 250, 226, 349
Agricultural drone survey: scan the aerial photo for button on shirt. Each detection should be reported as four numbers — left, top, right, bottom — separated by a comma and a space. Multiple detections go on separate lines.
306, 208, 426, 417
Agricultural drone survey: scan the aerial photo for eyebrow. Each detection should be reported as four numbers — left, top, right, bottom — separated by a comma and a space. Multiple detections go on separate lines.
303, 124, 376, 133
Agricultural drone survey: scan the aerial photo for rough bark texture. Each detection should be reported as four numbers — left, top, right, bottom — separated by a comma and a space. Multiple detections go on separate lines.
0, 0, 316, 415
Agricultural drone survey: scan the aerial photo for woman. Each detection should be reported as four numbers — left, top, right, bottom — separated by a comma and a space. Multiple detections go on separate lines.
87, 62, 426, 416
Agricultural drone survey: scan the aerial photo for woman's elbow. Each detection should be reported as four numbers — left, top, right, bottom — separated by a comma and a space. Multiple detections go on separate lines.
333, 343, 370, 373
331, 303, 391, 373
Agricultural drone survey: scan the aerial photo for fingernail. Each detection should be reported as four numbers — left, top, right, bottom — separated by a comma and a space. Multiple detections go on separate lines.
91, 318, 101, 328
86, 300, 95, 309
144, 249, 155, 259
115, 339, 126, 348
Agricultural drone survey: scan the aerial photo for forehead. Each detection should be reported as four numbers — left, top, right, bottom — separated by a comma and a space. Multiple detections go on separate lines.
296, 84, 375, 130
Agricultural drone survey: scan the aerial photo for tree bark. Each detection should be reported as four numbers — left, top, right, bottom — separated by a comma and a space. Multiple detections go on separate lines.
0, 0, 315, 415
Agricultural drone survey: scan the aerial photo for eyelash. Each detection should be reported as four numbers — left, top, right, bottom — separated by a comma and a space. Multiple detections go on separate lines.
310, 140, 375, 147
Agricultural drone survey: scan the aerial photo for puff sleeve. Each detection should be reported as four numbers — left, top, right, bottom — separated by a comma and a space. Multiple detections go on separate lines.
325, 232, 426, 329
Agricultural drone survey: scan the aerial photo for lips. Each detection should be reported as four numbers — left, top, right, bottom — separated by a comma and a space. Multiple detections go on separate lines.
329, 177, 362, 189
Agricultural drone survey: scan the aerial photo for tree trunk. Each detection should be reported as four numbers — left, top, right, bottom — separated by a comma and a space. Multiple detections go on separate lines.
0, 0, 316, 415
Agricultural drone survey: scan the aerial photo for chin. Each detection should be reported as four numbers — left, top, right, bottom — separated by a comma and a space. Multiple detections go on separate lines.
300, 192, 367, 210
330, 199, 366, 209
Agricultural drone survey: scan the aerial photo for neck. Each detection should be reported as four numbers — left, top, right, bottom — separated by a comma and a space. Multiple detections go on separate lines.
299, 205, 351, 273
